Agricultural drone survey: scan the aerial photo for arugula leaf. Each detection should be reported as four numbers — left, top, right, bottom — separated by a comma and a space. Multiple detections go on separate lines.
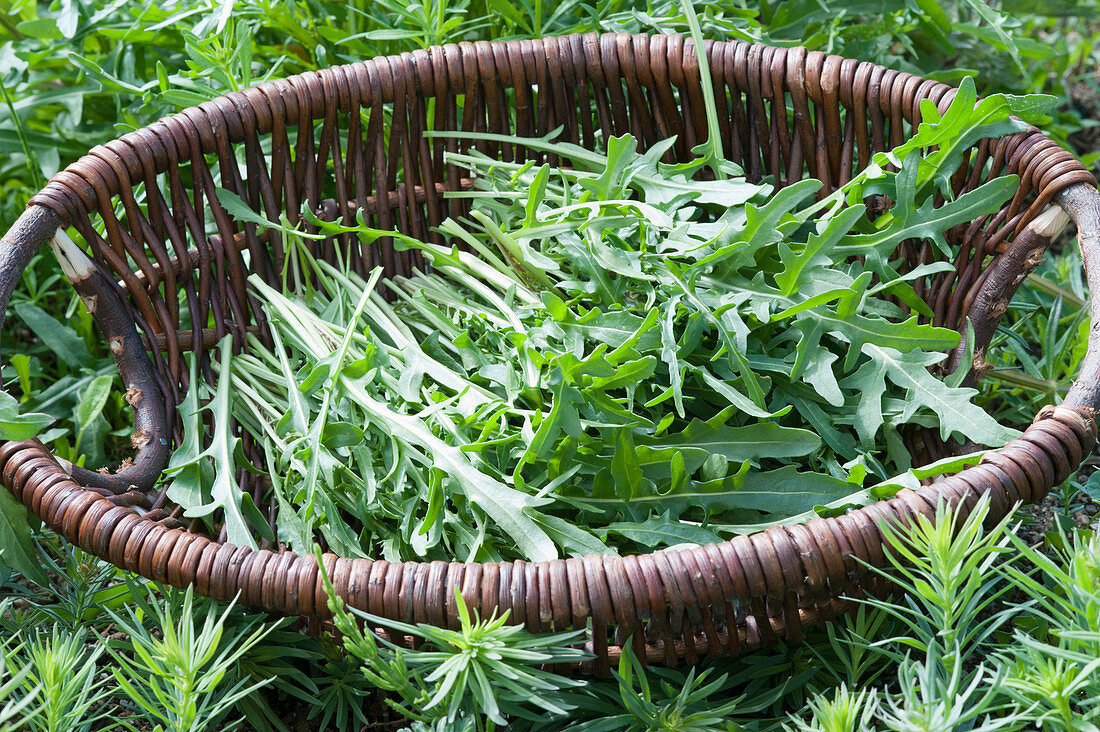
562, 464, 854, 521
837, 161, 1018, 272
339, 376, 563, 562
163, 356, 212, 516
691, 465, 858, 516
637, 414, 820, 464
853, 345, 1020, 447
183, 338, 273, 549
601, 513, 721, 549
776, 204, 866, 296
213, 79, 1030, 560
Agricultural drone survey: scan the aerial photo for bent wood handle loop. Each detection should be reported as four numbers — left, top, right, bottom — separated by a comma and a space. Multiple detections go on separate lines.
0, 205, 168, 494
0, 205, 59, 333
947, 206, 1072, 386
1057, 183, 1100, 413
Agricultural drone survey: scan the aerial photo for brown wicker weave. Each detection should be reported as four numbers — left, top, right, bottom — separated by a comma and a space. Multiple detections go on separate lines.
2, 33, 1100, 674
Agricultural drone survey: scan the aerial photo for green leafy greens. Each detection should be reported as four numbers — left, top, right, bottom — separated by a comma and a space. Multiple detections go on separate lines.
166, 78, 1032, 563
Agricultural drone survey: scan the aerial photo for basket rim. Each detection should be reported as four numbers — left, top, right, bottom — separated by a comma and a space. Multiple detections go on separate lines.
2, 32, 1100, 672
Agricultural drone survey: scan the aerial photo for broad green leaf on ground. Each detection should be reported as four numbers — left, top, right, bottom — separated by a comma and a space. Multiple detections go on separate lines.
0, 486, 47, 586
13, 302, 92, 370
74, 374, 112, 432
0, 390, 52, 441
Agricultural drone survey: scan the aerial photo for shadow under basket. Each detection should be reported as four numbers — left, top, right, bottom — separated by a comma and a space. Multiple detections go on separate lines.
2, 33, 1100, 675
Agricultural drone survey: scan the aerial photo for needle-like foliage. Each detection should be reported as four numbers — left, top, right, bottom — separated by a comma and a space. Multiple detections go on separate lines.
103, 586, 276, 732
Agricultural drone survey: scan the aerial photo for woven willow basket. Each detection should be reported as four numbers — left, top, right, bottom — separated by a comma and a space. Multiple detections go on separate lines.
2, 33, 1100, 673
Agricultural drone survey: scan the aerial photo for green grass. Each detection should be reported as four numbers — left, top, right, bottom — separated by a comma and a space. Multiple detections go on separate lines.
1, 0, 1100, 729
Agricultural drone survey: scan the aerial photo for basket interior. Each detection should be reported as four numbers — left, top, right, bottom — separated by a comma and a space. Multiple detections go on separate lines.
30, 34, 1076, 551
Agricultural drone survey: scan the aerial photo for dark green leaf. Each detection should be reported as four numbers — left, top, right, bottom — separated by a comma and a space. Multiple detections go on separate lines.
0, 487, 47, 586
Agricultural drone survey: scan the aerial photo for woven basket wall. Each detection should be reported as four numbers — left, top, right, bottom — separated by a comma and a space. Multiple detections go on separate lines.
2, 32, 1100, 673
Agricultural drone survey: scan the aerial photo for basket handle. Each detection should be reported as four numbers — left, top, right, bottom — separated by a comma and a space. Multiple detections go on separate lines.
0, 205, 59, 333
0, 204, 169, 494
1056, 182, 1100, 414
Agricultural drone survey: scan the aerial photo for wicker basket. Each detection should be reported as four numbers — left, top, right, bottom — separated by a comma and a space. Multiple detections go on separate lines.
2, 33, 1100, 674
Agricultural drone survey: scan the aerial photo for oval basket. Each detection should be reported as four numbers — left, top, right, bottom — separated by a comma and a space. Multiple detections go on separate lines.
2, 33, 1100, 674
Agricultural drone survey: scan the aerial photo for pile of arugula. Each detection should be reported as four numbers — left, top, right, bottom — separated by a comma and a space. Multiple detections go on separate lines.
165, 78, 1051, 563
